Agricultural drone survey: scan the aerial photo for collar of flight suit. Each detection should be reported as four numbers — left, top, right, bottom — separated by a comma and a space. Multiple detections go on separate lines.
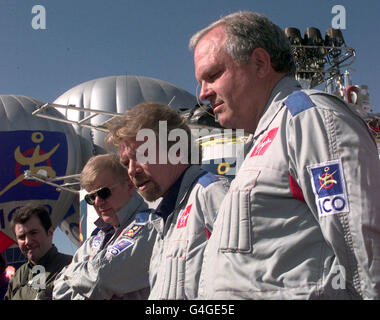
92, 192, 148, 241
155, 165, 206, 222
173, 165, 206, 209
253, 76, 302, 139
116, 192, 148, 228
94, 217, 114, 234
155, 169, 186, 223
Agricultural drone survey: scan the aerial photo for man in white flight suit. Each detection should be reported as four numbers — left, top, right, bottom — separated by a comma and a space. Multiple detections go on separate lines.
53, 154, 156, 300
190, 11, 380, 299
107, 102, 229, 299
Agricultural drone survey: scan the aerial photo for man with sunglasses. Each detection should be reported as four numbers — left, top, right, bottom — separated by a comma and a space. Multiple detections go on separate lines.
107, 102, 230, 300
53, 154, 156, 300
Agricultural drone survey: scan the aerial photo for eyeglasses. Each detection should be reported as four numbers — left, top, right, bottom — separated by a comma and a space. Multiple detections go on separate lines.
84, 184, 119, 205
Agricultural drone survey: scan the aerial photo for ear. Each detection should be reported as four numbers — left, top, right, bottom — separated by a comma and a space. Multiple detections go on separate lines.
250, 48, 272, 78
47, 226, 54, 239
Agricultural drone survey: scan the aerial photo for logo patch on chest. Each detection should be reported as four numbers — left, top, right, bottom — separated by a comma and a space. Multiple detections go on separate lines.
250, 127, 279, 157
107, 238, 135, 256
92, 233, 102, 249
177, 204, 192, 229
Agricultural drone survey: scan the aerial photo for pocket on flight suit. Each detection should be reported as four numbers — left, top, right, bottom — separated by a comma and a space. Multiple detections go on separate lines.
163, 239, 188, 300
219, 169, 260, 253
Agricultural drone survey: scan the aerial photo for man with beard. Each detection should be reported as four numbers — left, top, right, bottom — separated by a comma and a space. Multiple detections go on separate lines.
4, 205, 72, 300
107, 102, 229, 299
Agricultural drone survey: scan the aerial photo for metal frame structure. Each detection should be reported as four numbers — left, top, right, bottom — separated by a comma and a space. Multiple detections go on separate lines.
32, 102, 124, 132
291, 44, 356, 90
24, 170, 81, 194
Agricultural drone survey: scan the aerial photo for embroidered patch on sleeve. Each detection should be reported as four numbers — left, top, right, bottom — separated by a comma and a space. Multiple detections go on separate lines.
107, 238, 134, 256
122, 224, 143, 239
177, 204, 192, 229
307, 159, 349, 218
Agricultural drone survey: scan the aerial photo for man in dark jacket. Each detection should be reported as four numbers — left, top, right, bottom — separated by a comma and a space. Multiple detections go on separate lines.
4, 205, 72, 300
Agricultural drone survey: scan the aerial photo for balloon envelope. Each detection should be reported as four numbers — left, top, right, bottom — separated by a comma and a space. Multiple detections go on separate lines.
0, 95, 90, 254
53, 75, 198, 153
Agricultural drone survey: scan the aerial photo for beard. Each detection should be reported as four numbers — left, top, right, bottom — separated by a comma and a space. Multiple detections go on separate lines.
134, 179, 162, 202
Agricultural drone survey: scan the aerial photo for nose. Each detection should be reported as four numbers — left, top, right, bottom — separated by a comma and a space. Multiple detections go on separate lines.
24, 234, 31, 246
198, 81, 214, 103
119, 143, 143, 179
127, 159, 136, 178
127, 158, 143, 178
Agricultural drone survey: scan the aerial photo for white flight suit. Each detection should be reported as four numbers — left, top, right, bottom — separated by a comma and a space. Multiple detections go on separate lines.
53, 193, 156, 300
148, 165, 229, 300
199, 76, 380, 300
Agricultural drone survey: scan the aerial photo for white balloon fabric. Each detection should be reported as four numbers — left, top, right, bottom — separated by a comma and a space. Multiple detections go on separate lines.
0, 95, 91, 254
53, 75, 198, 153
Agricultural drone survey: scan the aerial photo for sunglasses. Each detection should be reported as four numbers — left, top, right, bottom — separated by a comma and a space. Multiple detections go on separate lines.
84, 184, 119, 205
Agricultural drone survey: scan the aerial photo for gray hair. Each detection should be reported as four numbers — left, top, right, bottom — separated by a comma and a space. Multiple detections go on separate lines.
189, 11, 295, 76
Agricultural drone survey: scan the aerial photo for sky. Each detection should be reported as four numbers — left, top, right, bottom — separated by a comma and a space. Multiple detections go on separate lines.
1, 0, 379, 254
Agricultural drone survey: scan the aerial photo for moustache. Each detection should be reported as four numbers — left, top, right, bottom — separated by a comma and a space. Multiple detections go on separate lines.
131, 176, 149, 188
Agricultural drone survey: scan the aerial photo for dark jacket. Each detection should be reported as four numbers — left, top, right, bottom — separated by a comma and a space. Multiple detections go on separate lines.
4, 246, 72, 300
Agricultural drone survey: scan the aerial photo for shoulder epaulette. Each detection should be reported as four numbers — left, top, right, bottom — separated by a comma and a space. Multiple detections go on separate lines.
198, 172, 219, 188
135, 210, 152, 223
283, 91, 315, 116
